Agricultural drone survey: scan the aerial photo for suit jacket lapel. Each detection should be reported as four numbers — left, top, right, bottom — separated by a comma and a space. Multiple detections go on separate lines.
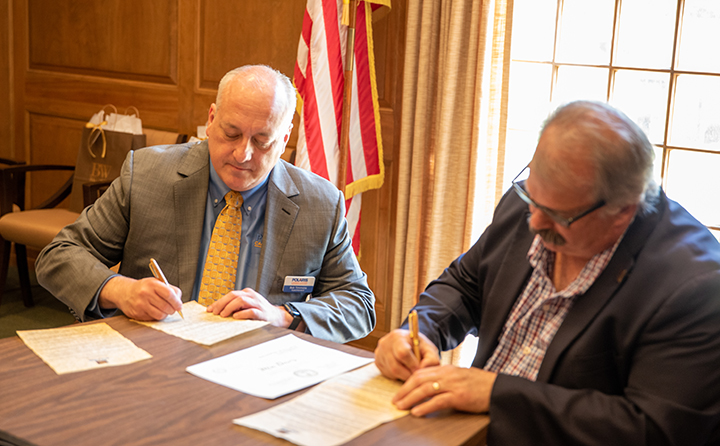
536, 196, 666, 382
535, 245, 635, 381
257, 161, 299, 295
475, 218, 535, 367
173, 141, 209, 297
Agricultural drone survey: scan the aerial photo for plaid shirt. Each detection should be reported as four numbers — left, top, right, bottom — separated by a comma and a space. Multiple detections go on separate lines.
483, 234, 620, 380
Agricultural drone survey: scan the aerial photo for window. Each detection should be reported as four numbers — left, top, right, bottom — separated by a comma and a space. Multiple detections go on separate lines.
504, 0, 720, 238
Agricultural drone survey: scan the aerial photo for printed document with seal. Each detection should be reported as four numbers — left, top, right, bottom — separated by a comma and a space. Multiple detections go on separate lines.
186, 334, 373, 399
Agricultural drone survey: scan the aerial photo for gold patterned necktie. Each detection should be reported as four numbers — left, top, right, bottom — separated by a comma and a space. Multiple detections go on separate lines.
198, 191, 243, 306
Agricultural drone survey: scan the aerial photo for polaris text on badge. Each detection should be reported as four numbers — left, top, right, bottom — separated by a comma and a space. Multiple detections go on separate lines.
283, 276, 315, 293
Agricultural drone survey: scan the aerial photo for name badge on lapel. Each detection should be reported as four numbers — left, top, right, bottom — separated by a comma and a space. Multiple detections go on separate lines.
283, 276, 315, 293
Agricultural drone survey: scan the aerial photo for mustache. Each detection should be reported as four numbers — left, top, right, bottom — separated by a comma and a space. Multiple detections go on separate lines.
531, 228, 566, 246
527, 215, 566, 246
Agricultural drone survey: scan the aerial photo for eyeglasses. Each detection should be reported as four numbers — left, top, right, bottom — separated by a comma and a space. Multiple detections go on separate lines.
512, 165, 606, 228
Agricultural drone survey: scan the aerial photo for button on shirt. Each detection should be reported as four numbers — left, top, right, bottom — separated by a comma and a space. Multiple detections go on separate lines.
483, 234, 621, 381
191, 163, 269, 301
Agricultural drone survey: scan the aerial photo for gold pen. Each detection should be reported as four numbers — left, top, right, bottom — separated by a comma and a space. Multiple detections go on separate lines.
149, 258, 184, 319
408, 309, 420, 359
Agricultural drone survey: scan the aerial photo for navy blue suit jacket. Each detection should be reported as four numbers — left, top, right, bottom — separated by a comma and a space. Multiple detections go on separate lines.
414, 189, 720, 445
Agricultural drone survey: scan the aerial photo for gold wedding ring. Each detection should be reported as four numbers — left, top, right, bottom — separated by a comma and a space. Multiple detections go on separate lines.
432, 381, 440, 392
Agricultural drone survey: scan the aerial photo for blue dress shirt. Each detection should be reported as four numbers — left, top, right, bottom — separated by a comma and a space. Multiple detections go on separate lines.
89, 160, 271, 317
191, 162, 270, 301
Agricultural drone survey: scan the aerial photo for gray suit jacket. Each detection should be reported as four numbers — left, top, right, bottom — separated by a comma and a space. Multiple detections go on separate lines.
36, 141, 375, 343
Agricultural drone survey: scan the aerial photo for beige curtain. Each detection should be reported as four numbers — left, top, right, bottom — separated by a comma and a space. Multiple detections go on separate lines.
391, 0, 513, 365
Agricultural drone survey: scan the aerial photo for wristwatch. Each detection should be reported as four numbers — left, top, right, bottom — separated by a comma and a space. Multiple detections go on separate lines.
283, 303, 302, 330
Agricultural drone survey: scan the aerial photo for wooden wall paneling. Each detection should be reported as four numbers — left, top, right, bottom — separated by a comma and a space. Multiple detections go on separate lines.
20, 0, 185, 202
24, 71, 181, 130
176, 0, 200, 136
12, 0, 27, 161
382, 0, 406, 340
27, 0, 178, 83
186, 90, 214, 136
25, 0, 182, 131
198, 1, 306, 89
26, 113, 79, 208
194, 1, 306, 159
0, 0, 12, 159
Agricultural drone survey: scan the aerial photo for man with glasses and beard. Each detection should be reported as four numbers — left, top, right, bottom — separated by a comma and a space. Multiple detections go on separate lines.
375, 101, 720, 445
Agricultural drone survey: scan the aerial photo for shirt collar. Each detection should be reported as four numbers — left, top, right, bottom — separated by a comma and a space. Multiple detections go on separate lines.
208, 161, 273, 209
526, 232, 625, 267
526, 231, 626, 296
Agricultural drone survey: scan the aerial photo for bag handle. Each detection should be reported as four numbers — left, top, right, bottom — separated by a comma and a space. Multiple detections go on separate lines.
124, 106, 140, 118
101, 104, 119, 127
85, 105, 141, 158
84, 104, 117, 158
85, 122, 107, 159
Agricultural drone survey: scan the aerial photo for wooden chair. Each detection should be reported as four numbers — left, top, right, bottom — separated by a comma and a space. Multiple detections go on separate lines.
0, 158, 26, 216
0, 159, 74, 307
0, 131, 189, 307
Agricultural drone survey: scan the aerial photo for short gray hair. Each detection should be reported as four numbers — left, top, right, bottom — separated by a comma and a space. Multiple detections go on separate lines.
216, 65, 296, 129
538, 100, 659, 215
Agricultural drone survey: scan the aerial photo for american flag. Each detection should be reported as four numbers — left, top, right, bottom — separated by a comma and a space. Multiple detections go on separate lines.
294, 0, 388, 255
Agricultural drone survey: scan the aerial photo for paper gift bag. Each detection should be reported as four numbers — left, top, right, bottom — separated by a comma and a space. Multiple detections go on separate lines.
69, 106, 147, 213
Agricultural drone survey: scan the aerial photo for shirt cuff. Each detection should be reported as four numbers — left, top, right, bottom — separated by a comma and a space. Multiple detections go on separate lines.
84, 274, 120, 320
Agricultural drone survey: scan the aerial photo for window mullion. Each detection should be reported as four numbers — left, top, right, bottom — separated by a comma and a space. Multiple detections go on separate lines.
661, 0, 685, 183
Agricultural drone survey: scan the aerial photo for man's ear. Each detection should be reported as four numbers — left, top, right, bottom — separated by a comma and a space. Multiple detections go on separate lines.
208, 103, 217, 125
613, 203, 638, 229
283, 123, 294, 144
620, 203, 638, 218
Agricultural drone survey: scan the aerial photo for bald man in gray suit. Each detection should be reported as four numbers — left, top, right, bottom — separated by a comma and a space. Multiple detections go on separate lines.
36, 65, 375, 344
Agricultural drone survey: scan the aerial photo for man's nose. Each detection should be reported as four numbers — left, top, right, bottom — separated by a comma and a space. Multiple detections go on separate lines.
528, 205, 555, 229
233, 137, 253, 163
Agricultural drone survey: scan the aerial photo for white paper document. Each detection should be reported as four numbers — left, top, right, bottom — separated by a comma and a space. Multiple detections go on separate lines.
133, 301, 267, 346
186, 334, 373, 399
234, 363, 408, 446
17, 323, 152, 375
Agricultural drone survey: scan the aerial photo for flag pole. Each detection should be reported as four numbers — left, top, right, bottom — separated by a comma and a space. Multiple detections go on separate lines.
338, 0, 357, 195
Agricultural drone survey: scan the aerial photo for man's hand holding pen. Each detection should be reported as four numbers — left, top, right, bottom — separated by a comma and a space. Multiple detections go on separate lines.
374, 313, 440, 381
98, 270, 183, 321
149, 259, 183, 319
374, 310, 497, 417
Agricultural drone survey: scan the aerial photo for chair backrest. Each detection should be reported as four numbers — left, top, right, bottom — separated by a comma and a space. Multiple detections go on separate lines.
0, 158, 24, 166
144, 129, 189, 147
0, 159, 27, 216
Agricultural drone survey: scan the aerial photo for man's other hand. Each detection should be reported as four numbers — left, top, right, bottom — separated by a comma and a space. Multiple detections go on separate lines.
206, 288, 294, 328
393, 365, 497, 416
99, 276, 183, 321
